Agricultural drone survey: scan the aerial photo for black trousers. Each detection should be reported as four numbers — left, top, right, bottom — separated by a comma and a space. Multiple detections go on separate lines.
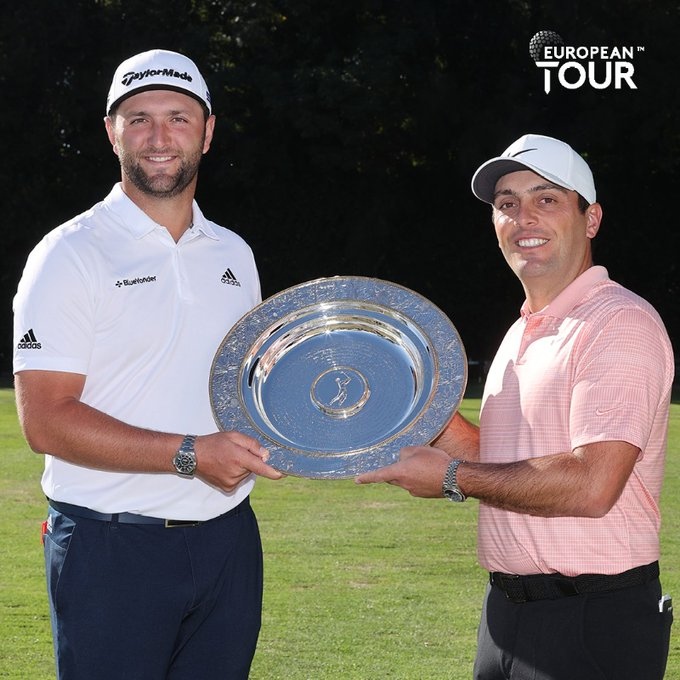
474, 578, 673, 680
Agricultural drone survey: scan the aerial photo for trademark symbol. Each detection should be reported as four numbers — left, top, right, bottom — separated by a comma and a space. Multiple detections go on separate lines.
637, 46, 645, 52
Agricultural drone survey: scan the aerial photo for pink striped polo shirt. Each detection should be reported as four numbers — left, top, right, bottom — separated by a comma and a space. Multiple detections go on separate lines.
477, 266, 674, 576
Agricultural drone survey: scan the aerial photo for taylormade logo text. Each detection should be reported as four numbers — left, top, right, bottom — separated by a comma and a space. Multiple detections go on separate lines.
529, 31, 644, 94
121, 68, 193, 87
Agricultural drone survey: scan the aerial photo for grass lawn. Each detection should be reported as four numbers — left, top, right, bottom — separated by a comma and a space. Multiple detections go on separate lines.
1, 389, 678, 678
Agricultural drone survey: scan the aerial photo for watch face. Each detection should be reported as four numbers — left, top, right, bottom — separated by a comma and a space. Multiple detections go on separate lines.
174, 452, 196, 475
445, 488, 465, 502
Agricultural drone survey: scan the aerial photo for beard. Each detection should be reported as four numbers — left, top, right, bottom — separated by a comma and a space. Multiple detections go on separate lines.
118, 143, 205, 198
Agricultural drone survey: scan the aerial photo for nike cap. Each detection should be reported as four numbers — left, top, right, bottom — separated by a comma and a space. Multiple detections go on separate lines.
471, 134, 596, 205
106, 49, 212, 115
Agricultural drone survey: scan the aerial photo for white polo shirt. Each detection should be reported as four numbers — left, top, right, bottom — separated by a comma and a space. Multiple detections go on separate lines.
13, 183, 261, 520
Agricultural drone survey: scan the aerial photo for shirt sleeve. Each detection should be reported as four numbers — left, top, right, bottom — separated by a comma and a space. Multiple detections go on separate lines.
13, 232, 95, 375
570, 306, 673, 451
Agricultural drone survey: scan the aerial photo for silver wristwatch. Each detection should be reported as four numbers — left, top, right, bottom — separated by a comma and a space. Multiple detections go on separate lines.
442, 459, 466, 502
173, 434, 197, 476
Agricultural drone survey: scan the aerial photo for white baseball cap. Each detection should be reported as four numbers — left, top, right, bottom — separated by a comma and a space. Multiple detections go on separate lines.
106, 49, 212, 115
471, 134, 596, 205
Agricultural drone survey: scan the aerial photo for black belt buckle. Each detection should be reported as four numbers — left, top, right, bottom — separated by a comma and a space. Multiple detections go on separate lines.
164, 519, 201, 528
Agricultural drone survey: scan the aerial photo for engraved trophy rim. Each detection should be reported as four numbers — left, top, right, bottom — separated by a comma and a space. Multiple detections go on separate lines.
209, 276, 467, 479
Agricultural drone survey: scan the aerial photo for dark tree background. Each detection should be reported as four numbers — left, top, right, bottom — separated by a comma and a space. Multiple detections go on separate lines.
2, 0, 678, 380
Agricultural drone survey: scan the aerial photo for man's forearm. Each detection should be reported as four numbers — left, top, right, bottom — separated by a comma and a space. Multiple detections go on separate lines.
19, 392, 182, 473
432, 411, 480, 461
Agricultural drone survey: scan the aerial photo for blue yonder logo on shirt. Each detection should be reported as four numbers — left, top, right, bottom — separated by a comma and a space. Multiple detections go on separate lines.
115, 276, 157, 288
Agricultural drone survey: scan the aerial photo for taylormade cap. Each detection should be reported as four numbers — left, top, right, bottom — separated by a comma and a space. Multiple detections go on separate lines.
471, 134, 596, 205
106, 49, 212, 115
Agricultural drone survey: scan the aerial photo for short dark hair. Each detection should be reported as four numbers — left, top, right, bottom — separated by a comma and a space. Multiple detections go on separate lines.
577, 194, 590, 214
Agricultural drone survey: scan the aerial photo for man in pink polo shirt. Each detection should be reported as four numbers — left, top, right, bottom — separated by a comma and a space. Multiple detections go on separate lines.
357, 134, 674, 679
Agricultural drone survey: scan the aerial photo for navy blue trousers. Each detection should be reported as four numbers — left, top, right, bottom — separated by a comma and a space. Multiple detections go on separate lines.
474, 579, 673, 680
44, 498, 263, 680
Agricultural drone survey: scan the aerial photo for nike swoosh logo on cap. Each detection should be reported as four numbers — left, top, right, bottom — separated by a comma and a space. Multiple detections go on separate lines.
510, 148, 539, 157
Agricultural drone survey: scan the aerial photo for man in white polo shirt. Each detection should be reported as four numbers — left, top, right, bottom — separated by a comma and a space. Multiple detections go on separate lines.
357, 134, 674, 679
13, 49, 283, 680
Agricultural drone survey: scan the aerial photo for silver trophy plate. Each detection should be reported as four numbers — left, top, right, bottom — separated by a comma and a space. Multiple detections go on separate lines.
210, 276, 467, 479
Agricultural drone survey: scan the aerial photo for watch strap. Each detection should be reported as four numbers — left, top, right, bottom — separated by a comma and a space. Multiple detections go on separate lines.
442, 458, 466, 502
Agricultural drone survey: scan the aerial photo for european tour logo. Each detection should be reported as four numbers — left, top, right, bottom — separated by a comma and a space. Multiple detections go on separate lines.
529, 30, 644, 94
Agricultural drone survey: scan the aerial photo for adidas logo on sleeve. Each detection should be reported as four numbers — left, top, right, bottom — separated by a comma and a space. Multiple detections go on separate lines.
17, 329, 42, 350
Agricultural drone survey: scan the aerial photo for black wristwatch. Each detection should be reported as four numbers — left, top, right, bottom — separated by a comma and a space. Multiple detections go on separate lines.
442, 459, 466, 502
173, 434, 197, 476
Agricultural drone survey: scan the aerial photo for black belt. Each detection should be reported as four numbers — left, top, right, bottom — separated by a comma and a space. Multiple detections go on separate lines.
490, 561, 659, 603
48, 496, 248, 528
